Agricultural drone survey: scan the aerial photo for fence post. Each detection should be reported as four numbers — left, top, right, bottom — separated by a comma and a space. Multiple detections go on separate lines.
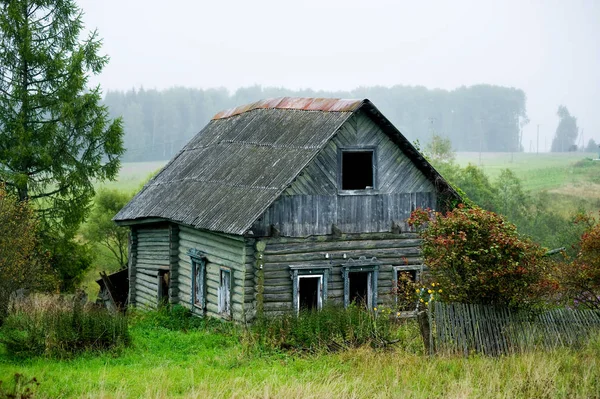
418, 307, 434, 355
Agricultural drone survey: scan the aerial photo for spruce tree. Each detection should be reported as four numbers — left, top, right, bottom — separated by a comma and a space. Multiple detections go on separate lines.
0, 0, 123, 231
0, 0, 124, 289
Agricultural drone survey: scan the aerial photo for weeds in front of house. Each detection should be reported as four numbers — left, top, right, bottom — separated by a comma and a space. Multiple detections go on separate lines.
0, 294, 129, 358
248, 304, 423, 353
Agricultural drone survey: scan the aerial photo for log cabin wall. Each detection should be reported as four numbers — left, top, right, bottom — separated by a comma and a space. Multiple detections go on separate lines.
131, 224, 171, 308
250, 110, 437, 237
176, 226, 252, 322
255, 233, 423, 316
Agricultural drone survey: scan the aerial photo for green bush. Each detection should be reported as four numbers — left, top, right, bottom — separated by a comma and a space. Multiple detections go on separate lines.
409, 205, 548, 308
0, 294, 129, 358
249, 304, 420, 353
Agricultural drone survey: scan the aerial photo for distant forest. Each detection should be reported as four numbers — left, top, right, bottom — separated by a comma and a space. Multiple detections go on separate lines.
103, 85, 528, 162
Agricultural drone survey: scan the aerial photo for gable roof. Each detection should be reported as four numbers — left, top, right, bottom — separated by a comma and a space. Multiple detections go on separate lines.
114, 97, 459, 234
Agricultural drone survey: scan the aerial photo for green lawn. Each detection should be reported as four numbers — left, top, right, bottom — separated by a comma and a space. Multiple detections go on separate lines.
0, 317, 599, 398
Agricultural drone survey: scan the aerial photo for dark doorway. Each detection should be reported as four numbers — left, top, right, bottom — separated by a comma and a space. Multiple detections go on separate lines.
342, 151, 374, 190
158, 271, 170, 304
299, 276, 320, 311
349, 271, 370, 306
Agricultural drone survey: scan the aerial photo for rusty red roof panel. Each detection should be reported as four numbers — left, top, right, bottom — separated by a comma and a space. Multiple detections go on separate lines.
212, 97, 363, 120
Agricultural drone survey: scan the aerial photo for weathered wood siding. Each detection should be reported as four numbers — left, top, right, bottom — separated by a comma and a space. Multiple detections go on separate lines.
176, 226, 251, 322
254, 233, 422, 316
132, 225, 170, 308
251, 110, 436, 237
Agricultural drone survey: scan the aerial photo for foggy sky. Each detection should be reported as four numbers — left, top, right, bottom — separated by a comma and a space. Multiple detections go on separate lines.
79, 0, 600, 151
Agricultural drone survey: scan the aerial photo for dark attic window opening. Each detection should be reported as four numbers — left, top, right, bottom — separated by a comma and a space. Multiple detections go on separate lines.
342, 151, 374, 190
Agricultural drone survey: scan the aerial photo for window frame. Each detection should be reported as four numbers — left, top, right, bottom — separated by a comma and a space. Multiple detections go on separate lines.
218, 267, 232, 318
337, 146, 378, 194
188, 249, 207, 311
341, 257, 381, 309
289, 265, 331, 314
392, 264, 426, 312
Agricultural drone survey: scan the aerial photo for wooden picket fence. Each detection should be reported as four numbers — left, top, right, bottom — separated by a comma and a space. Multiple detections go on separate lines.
429, 302, 600, 356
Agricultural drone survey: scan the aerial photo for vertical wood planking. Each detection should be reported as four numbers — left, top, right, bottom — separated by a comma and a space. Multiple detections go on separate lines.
431, 303, 600, 356
133, 225, 170, 309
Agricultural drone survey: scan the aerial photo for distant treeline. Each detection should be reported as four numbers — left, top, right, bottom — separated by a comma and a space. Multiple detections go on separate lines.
103, 85, 528, 162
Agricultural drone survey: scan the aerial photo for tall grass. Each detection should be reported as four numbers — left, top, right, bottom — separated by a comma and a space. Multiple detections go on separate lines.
248, 304, 422, 353
0, 294, 129, 358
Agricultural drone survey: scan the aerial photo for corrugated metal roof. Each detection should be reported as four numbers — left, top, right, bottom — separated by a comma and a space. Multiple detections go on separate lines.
114, 97, 460, 235
114, 105, 355, 234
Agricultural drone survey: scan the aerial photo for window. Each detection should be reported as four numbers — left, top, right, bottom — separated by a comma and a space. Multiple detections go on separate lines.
348, 271, 372, 307
188, 249, 207, 310
290, 266, 331, 314
340, 148, 376, 191
342, 257, 380, 309
298, 275, 323, 311
218, 268, 232, 317
157, 270, 170, 305
392, 265, 425, 311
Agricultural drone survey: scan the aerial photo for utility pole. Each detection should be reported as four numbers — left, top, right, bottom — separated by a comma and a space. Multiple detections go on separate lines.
537, 124, 540, 155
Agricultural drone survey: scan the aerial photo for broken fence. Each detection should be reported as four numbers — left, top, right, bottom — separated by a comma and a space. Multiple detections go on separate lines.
429, 302, 600, 356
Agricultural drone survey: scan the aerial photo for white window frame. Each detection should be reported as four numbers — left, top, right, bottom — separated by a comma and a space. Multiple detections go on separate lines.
289, 265, 331, 314
296, 275, 324, 313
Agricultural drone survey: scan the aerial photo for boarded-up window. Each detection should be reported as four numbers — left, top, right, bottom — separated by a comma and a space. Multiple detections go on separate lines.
218, 268, 231, 316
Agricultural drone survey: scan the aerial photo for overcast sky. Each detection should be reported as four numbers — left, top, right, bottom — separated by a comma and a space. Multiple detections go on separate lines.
79, 0, 600, 151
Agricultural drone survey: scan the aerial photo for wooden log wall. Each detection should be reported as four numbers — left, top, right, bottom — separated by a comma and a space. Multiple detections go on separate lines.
251, 110, 437, 237
176, 226, 251, 322
257, 232, 423, 317
127, 228, 138, 306
133, 225, 170, 309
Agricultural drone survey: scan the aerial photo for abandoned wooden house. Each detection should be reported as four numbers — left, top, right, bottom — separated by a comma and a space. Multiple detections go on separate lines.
113, 97, 460, 322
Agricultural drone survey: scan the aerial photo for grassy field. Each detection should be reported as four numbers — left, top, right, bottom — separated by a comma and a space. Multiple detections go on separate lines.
1, 316, 599, 399
456, 151, 600, 192
4, 155, 600, 398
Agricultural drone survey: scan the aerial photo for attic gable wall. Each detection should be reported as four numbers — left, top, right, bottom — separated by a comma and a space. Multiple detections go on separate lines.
283, 110, 434, 195
250, 111, 436, 237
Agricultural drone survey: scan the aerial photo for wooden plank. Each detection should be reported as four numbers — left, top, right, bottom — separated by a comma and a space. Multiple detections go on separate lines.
262, 249, 421, 264
263, 238, 422, 254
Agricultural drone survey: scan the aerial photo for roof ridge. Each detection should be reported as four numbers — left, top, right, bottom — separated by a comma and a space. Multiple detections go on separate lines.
212, 97, 363, 120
